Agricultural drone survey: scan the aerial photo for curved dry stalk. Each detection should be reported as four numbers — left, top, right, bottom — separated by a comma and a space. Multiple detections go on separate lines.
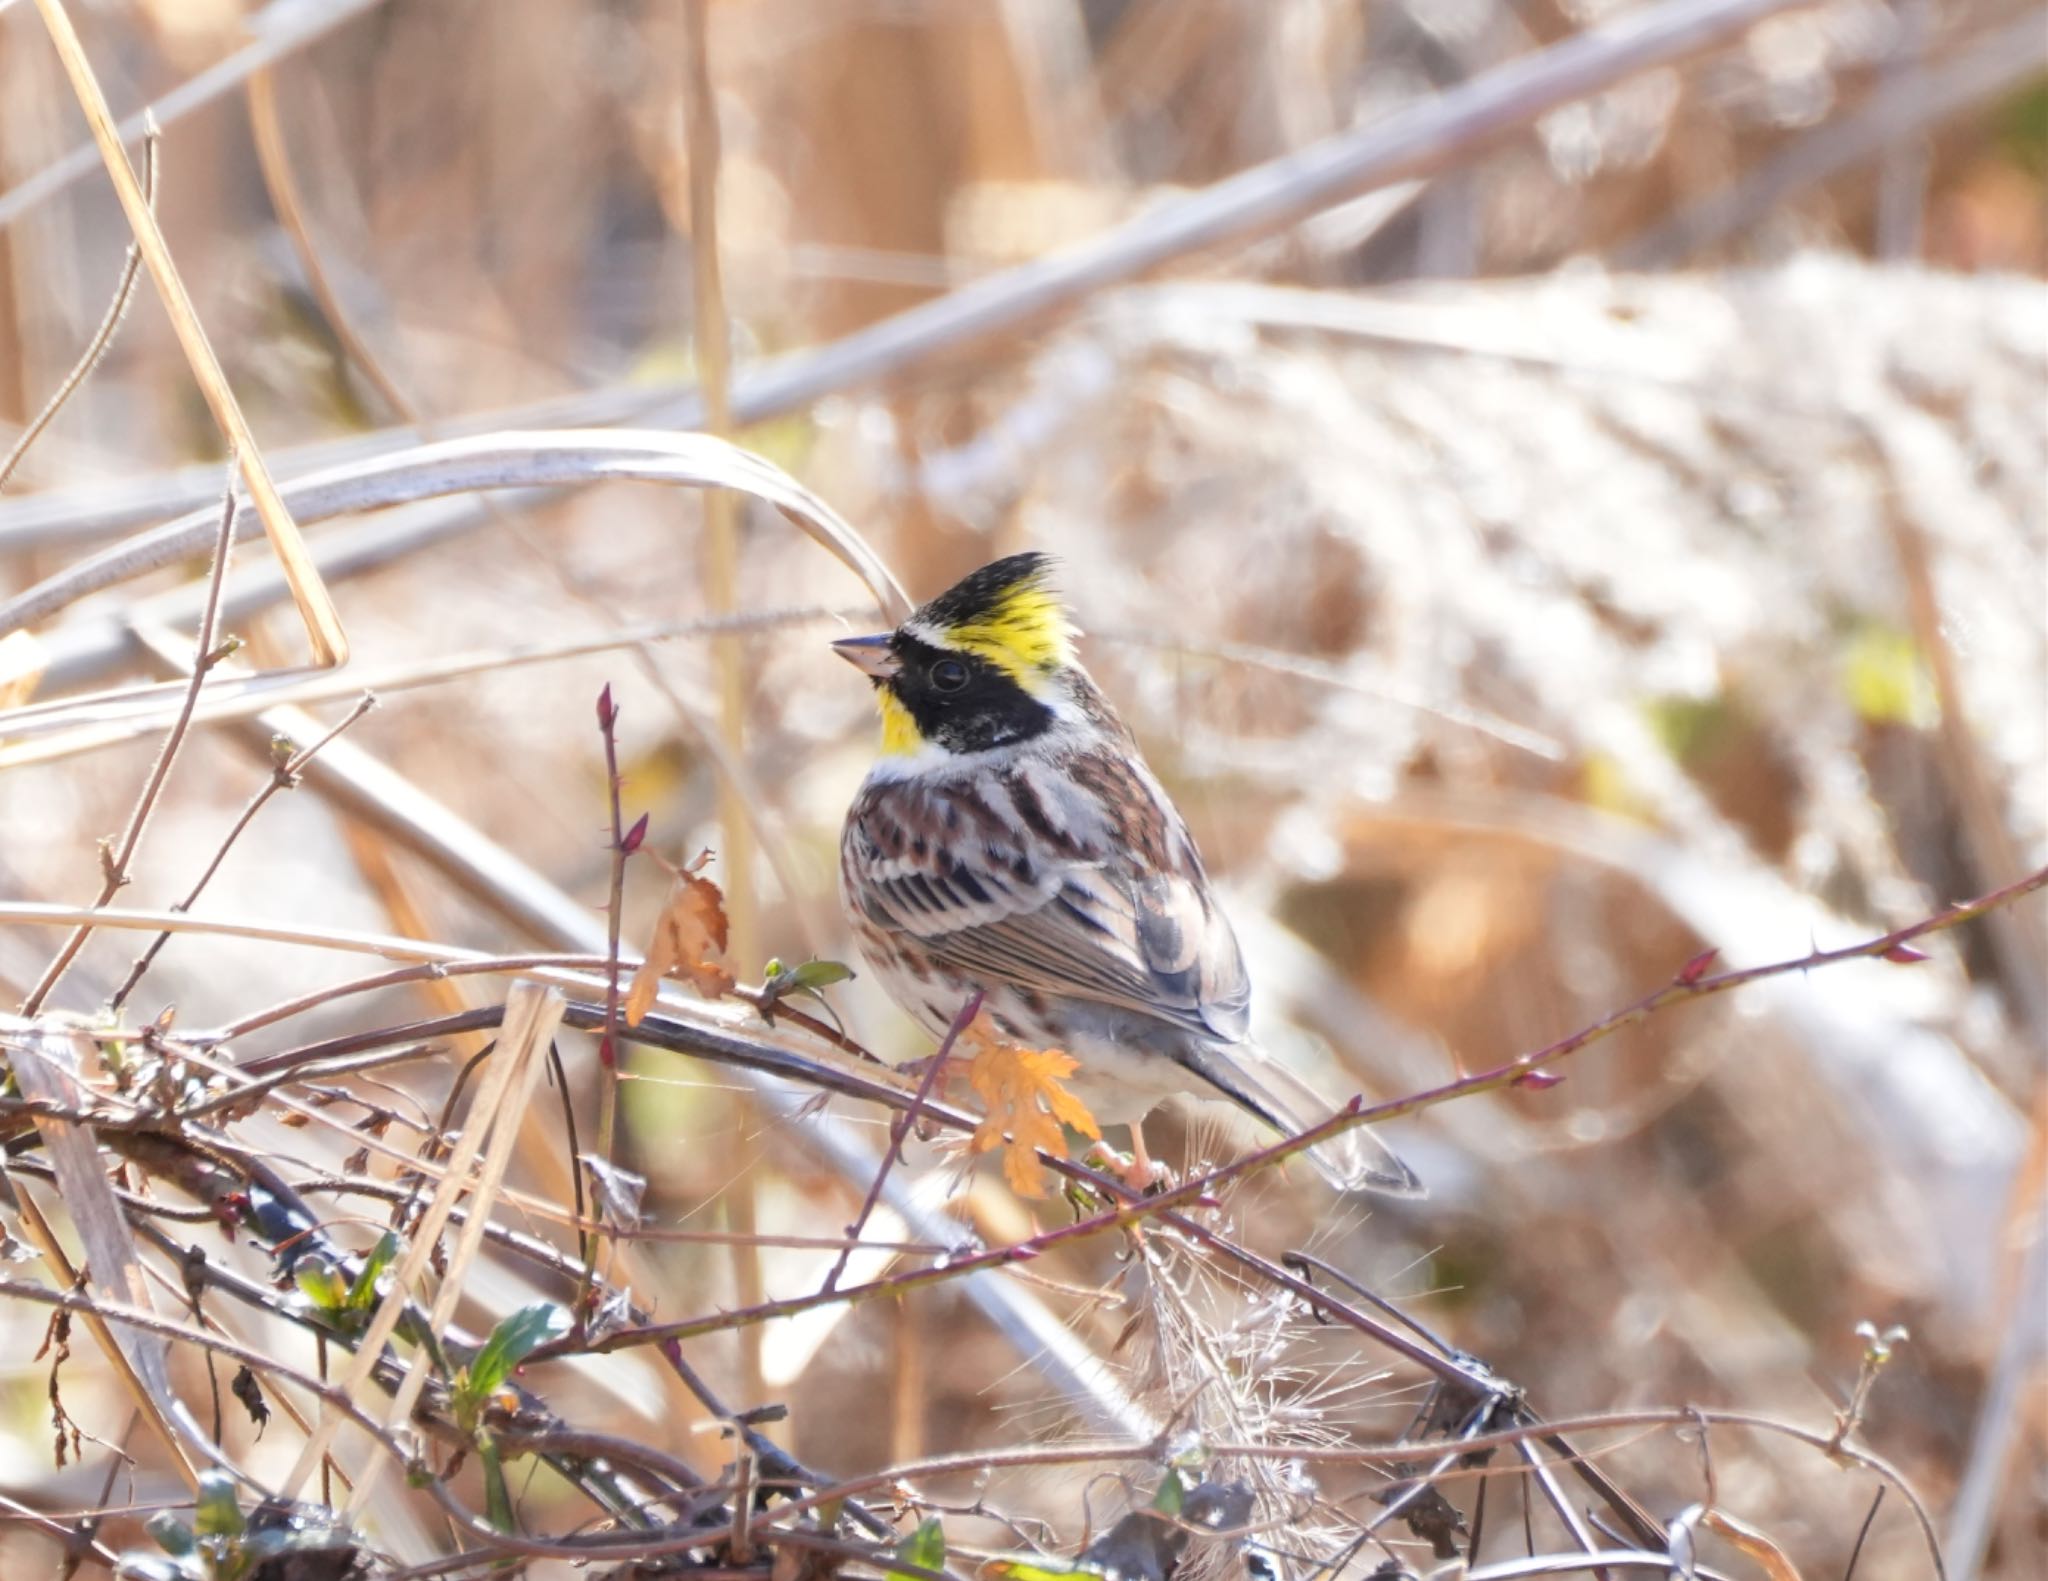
0, 428, 909, 646
0, 0, 1811, 558
0, 607, 843, 769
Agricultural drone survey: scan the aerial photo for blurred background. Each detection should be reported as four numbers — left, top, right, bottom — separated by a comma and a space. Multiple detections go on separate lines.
0, 1, 2043, 1578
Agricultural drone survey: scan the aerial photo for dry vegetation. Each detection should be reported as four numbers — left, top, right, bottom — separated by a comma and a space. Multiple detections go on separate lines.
0, 2, 2043, 1579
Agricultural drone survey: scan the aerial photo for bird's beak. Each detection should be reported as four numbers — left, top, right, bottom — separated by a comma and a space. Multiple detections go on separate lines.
831, 634, 901, 682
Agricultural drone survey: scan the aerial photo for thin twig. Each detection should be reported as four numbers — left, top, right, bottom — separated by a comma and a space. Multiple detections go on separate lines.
0, 129, 158, 494
19, 478, 240, 1014
819, 990, 981, 1297
107, 693, 377, 1012
758, 1405, 1941, 1573
364, 866, 2048, 1364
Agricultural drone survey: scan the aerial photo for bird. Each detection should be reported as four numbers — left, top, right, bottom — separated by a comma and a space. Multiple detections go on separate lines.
833, 551, 1421, 1196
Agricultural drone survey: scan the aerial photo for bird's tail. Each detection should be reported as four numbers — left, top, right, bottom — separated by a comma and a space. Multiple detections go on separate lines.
1181, 1039, 1425, 1197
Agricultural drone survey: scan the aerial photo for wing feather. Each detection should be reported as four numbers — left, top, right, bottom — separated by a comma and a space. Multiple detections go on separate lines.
845, 751, 1249, 1044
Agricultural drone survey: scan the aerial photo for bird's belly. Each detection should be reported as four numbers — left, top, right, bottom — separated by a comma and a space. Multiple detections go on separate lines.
1051, 1031, 1202, 1129
859, 952, 1206, 1130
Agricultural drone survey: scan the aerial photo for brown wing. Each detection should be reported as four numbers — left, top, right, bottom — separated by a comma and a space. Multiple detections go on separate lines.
843, 749, 1250, 1045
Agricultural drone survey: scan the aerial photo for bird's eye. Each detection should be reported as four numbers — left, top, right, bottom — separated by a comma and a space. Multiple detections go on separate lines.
930, 658, 969, 693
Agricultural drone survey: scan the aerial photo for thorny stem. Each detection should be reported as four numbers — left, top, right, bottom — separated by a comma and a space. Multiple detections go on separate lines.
536, 868, 2043, 1444
107, 692, 377, 1013
20, 477, 240, 1014
1340, 862, 2048, 1138
818, 989, 980, 1297
582, 682, 634, 1322
0, 843, 2021, 1572
596, 683, 631, 1093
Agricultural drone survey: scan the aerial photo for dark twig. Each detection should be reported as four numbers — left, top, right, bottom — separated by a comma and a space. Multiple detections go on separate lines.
20, 476, 240, 1014
52, 1411, 136, 1581
818, 989, 980, 1297
231, 999, 952, 1125
107, 692, 377, 1012
1843, 1486, 1886, 1581
1284, 1249, 1462, 1360
758, 1405, 1934, 1550
1515, 1437, 1609, 1576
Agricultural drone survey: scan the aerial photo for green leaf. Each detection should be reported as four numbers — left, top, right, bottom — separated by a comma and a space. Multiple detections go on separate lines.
192, 1471, 245, 1539
890, 1518, 947, 1581
346, 1231, 402, 1311
144, 1511, 196, 1557
760, 957, 856, 1013
466, 1302, 570, 1404
783, 958, 855, 991
1150, 1467, 1186, 1517
479, 1440, 515, 1534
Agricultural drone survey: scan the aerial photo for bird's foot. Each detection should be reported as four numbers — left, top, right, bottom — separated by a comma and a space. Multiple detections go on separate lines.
1084, 1138, 1173, 1196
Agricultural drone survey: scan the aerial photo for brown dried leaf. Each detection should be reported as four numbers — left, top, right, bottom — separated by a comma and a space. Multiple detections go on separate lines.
1702, 1509, 1803, 1581
964, 1016, 1100, 1198
624, 852, 736, 1024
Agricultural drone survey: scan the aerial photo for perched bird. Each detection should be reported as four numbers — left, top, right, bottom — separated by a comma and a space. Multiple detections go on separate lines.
834, 552, 1420, 1196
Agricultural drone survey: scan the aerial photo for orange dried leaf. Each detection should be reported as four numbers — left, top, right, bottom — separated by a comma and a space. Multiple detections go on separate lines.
963, 1019, 1100, 1198
624, 856, 736, 1025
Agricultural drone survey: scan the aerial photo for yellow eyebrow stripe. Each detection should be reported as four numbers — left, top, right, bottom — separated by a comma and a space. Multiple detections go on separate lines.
935, 585, 1074, 679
